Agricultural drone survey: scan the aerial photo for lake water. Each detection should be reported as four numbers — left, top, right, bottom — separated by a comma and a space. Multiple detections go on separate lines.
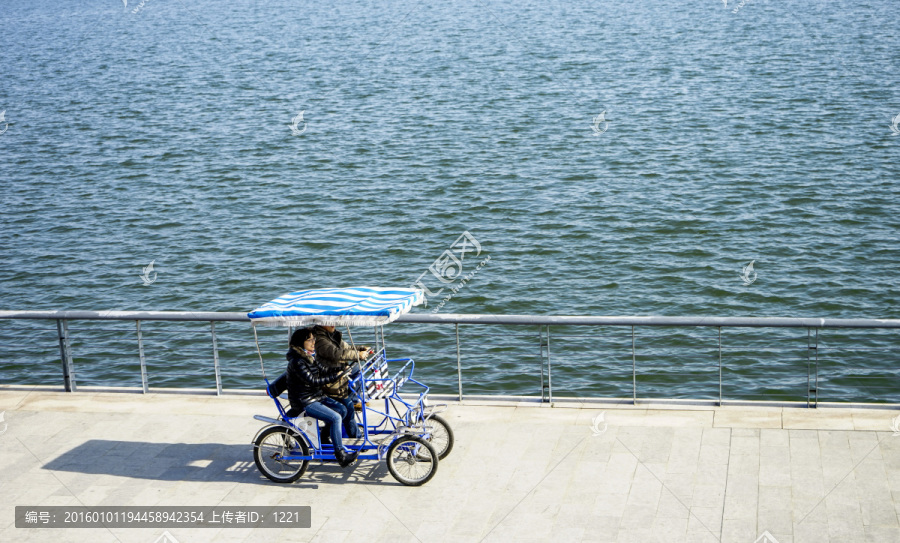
1, 0, 898, 402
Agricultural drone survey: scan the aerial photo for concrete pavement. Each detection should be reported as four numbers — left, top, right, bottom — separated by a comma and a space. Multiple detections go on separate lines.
1, 388, 898, 543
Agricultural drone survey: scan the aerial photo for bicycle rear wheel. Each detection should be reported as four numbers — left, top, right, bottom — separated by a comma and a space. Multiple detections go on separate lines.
254, 426, 309, 483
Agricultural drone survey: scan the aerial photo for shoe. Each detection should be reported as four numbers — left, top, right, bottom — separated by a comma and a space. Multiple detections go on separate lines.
335, 448, 360, 468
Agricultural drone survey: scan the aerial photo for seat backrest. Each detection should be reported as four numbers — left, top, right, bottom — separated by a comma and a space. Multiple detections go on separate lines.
349, 350, 392, 400
266, 372, 302, 418
267, 371, 289, 398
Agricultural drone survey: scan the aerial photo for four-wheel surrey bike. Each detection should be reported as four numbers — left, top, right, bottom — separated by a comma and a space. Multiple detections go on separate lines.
247, 287, 453, 486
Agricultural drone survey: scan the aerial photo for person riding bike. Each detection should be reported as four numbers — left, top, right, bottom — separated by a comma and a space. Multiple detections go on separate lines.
285, 327, 359, 468
313, 324, 371, 426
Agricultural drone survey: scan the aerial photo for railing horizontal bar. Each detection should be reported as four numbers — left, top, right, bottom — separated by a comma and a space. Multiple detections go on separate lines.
0, 330, 62, 335
539, 334, 720, 339
140, 330, 219, 335
66, 345, 214, 353
137, 335, 217, 341
141, 348, 214, 353
400, 315, 900, 328
2, 310, 899, 329
0, 311, 251, 322
833, 377, 900, 381
816, 348, 900, 352
622, 346, 810, 351
65, 327, 136, 332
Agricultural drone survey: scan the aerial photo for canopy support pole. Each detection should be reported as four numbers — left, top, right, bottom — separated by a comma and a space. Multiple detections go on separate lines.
344, 327, 367, 397
253, 324, 267, 382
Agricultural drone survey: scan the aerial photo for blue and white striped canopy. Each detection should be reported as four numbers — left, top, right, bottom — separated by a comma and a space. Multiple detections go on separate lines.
247, 287, 424, 327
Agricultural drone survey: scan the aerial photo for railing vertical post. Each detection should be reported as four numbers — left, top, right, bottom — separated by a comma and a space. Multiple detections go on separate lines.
547, 325, 552, 404
632, 326, 636, 404
807, 327, 818, 408
136, 320, 148, 393
814, 328, 819, 407
455, 323, 463, 401
806, 326, 819, 408
718, 326, 723, 406
539, 326, 546, 401
211, 321, 222, 396
56, 318, 75, 392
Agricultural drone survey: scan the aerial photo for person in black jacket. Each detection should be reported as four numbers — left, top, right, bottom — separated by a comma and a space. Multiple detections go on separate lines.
285, 327, 359, 468
313, 325, 369, 424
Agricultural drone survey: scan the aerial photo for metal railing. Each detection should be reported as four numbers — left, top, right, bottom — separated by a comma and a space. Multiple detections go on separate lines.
1, 310, 899, 407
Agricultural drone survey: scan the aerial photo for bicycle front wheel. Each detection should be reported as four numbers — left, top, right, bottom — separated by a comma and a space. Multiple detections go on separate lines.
422, 415, 454, 460
386, 436, 438, 486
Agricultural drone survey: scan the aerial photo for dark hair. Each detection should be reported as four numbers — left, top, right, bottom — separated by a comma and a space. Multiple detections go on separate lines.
289, 327, 315, 348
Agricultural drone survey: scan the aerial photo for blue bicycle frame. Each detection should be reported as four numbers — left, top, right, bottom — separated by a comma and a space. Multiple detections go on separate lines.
254, 348, 440, 463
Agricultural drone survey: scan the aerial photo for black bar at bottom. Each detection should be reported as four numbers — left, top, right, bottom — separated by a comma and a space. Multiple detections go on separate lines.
15, 506, 311, 528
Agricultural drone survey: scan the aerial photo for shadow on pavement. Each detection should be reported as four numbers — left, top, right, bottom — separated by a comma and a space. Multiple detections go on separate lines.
42, 439, 400, 487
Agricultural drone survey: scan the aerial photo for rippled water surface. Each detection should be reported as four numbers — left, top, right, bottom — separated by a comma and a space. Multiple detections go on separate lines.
1, 0, 898, 401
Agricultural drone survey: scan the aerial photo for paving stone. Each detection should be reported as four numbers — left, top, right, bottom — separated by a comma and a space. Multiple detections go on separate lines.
694, 462, 728, 487
714, 408, 781, 429
793, 519, 830, 543
758, 485, 792, 511
784, 410, 855, 430
757, 506, 794, 535
760, 428, 790, 448
656, 490, 691, 519
687, 505, 723, 533
864, 524, 900, 543
720, 518, 756, 543
759, 455, 792, 487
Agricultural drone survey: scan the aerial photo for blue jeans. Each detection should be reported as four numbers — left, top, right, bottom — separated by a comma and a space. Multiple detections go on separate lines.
332, 396, 359, 438
305, 397, 353, 452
